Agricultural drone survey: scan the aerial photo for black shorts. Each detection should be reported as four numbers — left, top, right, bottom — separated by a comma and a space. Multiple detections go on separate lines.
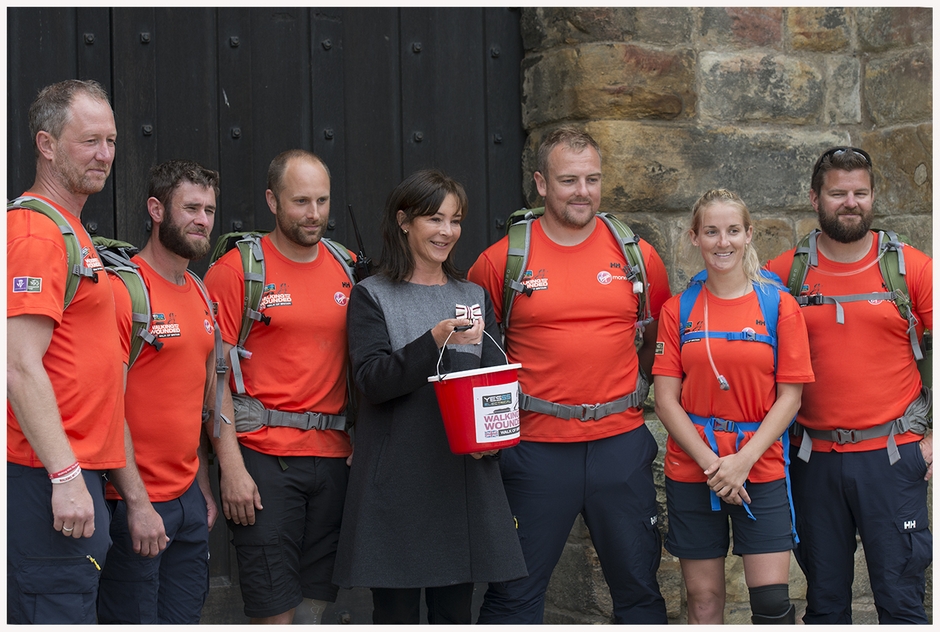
664, 478, 795, 559
229, 446, 348, 619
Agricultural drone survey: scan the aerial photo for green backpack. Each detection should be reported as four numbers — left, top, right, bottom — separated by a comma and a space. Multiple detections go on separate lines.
501, 207, 651, 332
209, 231, 357, 395
785, 228, 931, 388
93, 237, 229, 438
7, 196, 98, 309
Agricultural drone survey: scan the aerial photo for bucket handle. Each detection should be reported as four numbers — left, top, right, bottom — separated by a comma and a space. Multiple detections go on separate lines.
435, 328, 508, 381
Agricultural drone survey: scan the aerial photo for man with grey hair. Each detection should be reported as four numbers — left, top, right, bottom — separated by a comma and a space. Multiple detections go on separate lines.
7, 79, 124, 623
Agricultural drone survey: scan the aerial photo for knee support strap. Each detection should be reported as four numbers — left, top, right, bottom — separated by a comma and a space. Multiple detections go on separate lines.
749, 583, 792, 621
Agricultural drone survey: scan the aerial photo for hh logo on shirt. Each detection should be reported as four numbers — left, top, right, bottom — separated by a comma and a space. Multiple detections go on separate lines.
12, 277, 42, 293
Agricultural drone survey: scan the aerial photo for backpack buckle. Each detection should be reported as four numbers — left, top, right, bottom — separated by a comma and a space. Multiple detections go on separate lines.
805, 294, 825, 306
578, 403, 599, 421
834, 428, 858, 444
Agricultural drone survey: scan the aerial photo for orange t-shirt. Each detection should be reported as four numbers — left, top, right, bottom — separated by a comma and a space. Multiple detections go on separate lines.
653, 284, 814, 482
766, 235, 933, 453
468, 218, 672, 442
107, 258, 216, 501
204, 236, 352, 457
7, 194, 125, 469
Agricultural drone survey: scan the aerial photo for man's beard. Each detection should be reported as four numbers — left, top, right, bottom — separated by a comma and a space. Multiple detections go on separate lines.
817, 208, 873, 244
276, 206, 326, 247
159, 211, 211, 260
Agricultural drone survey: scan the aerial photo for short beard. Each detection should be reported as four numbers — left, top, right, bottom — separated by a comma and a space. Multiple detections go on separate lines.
276, 204, 326, 247
817, 209, 873, 244
158, 210, 211, 260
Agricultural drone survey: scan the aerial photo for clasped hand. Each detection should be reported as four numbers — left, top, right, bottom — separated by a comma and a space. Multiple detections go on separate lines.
704, 453, 752, 506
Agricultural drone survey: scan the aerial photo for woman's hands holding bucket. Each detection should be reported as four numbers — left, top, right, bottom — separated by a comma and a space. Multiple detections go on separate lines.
431, 317, 484, 348
470, 450, 499, 459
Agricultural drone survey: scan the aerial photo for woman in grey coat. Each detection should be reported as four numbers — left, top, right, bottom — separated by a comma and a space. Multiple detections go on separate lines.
333, 169, 527, 623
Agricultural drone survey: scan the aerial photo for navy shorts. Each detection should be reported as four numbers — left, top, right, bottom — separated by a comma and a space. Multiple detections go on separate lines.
228, 446, 348, 619
664, 478, 795, 559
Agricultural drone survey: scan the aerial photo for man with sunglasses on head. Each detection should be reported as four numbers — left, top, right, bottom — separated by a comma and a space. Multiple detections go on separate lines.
766, 147, 933, 624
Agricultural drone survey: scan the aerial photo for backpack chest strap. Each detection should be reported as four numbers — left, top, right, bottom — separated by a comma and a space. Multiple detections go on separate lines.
795, 290, 897, 324
680, 330, 775, 347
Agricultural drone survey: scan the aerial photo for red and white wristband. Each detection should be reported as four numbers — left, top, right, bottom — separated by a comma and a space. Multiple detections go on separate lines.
49, 462, 81, 485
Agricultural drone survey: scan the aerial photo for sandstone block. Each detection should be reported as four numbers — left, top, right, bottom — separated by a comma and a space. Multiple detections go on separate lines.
856, 7, 933, 52
700, 52, 825, 124
864, 49, 932, 126
787, 7, 849, 52
635, 7, 694, 45
699, 7, 783, 49
861, 124, 932, 223
522, 43, 696, 128
750, 218, 793, 267
520, 7, 637, 52
824, 55, 861, 125
564, 121, 844, 215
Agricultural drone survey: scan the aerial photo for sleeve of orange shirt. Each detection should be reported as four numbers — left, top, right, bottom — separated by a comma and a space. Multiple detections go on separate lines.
468, 239, 509, 324
7, 210, 70, 324
774, 290, 814, 384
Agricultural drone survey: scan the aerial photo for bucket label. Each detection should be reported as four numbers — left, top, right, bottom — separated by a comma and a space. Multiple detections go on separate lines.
472, 382, 520, 443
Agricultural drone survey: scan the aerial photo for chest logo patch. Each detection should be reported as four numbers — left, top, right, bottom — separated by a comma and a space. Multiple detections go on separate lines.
260, 282, 292, 309
151, 313, 181, 338
334, 292, 348, 307
522, 269, 548, 292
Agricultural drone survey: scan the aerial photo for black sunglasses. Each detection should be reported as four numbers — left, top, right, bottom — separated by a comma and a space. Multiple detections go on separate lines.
812, 147, 872, 181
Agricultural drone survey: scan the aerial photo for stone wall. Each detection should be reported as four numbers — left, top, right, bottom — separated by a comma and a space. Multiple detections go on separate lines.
518, 7, 933, 624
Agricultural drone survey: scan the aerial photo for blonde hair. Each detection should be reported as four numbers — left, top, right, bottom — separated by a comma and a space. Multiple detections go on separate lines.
690, 189, 765, 285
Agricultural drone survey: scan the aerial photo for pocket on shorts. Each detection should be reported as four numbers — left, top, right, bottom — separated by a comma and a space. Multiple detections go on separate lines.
16, 556, 100, 624
896, 506, 932, 580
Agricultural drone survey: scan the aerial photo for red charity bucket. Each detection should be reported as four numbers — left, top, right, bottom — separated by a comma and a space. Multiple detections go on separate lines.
428, 363, 523, 454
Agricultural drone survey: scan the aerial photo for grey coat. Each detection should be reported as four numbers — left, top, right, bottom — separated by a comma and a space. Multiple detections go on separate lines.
332, 275, 527, 588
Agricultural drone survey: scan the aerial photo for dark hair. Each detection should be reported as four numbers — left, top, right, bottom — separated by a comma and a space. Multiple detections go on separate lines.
148, 159, 220, 211
378, 169, 469, 283
28, 79, 111, 157
536, 126, 602, 177
810, 147, 874, 195
266, 149, 330, 200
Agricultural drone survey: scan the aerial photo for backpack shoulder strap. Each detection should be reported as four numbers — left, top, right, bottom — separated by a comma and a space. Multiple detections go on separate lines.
187, 271, 229, 438
321, 238, 357, 286
875, 229, 922, 360
597, 212, 651, 327
785, 229, 820, 297
228, 234, 267, 395
678, 270, 707, 345
502, 208, 541, 332
107, 264, 161, 369
754, 270, 785, 368
90, 236, 161, 369
8, 196, 97, 309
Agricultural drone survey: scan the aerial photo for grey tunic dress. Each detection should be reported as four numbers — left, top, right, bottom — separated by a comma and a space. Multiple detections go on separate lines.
332, 275, 527, 589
